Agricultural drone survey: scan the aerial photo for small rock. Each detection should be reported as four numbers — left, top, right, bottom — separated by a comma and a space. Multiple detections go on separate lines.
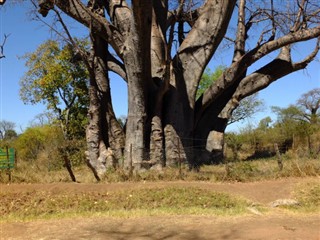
247, 207, 263, 215
270, 199, 300, 208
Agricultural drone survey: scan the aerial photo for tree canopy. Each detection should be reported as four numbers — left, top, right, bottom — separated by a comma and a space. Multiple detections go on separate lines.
0, 120, 16, 140
20, 39, 89, 139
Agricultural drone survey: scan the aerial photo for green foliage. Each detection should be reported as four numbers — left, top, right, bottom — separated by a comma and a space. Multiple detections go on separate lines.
14, 125, 64, 164
13, 125, 86, 171
271, 92, 320, 155
225, 132, 244, 161
19, 39, 89, 139
224, 162, 261, 182
197, 66, 264, 124
196, 66, 225, 99
257, 117, 272, 131
271, 105, 304, 123
232, 88, 320, 159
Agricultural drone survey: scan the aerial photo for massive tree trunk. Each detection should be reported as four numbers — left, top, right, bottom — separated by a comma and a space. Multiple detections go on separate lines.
163, 0, 237, 168
122, 1, 153, 171
85, 34, 112, 180
84, 1, 125, 179
38, 0, 320, 173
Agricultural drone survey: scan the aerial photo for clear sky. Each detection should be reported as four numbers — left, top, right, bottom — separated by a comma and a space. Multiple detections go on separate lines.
0, 3, 319, 133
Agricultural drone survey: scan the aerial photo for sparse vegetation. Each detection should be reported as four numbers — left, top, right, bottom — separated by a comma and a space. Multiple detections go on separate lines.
1, 155, 318, 184
0, 187, 250, 221
293, 182, 320, 212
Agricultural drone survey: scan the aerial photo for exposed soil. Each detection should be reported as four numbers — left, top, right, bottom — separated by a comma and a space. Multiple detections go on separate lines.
1, 177, 319, 240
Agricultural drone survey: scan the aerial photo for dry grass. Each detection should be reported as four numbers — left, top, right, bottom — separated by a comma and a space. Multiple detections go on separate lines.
289, 181, 320, 213
0, 187, 250, 221
0, 156, 319, 184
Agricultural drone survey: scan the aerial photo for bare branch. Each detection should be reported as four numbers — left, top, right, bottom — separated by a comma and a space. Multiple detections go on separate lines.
293, 37, 320, 69
0, 34, 10, 59
291, 0, 307, 32
200, 26, 320, 112
233, 0, 246, 62
231, 39, 319, 104
39, 0, 124, 58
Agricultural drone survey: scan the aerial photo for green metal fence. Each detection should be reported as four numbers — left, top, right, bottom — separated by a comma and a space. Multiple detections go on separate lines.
0, 147, 15, 169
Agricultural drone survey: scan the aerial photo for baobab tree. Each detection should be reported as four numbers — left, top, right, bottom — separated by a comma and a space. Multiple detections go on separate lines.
297, 88, 320, 124
36, 0, 320, 178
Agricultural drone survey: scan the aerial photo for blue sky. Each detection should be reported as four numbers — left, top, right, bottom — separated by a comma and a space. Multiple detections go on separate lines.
0, 3, 319, 133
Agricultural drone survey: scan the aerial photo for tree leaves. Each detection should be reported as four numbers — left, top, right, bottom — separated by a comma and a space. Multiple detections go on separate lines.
19, 39, 89, 139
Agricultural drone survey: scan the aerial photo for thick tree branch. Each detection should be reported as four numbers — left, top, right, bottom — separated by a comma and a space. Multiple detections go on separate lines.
232, 40, 319, 103
39, 0, 123, 58
175, 0, 236, 106
293, 37, 320, 69
106, 0, 132, 37
107, 52, 127, 81
201, 26, 320, 110
233, 0, 246, 62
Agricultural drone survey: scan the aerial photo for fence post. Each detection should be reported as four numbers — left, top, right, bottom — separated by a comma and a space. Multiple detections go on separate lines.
177, 137, 182, 178
6, 146, 11, 182
129, 144, 133, 177
274, 143, 283, 171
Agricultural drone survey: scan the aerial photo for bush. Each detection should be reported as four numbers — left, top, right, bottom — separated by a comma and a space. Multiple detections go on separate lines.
14, 125, 64, 169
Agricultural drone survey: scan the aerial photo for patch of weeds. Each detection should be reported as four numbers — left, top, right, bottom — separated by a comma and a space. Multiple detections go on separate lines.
290, 182, 320, 213
221, 161, 263, 182
0, 187, 250, 221
278, 159, 320, 178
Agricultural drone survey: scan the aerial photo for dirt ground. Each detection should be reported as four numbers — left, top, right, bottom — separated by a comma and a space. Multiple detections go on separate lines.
1, 177, 319, 240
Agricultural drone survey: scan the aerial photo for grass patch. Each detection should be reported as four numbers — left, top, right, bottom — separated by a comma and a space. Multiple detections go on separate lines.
0, 187, 249, 221
289, 181, 320, 213
213, 158, 320, 182
1, 157, 318, 184
273, 181, 320, 213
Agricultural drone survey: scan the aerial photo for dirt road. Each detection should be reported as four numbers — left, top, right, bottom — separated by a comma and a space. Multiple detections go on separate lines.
1, 177, 319, 240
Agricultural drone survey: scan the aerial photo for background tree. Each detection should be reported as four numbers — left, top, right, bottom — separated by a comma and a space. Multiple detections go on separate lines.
229, 94, 265, 125
257, 117, 272, 132
4, 129, 18, 140
272, 88, 320, 155
0, 120, 16, 140
196, 66, 226, 100
0, 120, 17, 149
20, 39, 91, 181
35, 0, 320, 175
29, 112, 56, 127
297, 88, 320, 124
271, 105, 304, 146
20, 39, 89, 140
